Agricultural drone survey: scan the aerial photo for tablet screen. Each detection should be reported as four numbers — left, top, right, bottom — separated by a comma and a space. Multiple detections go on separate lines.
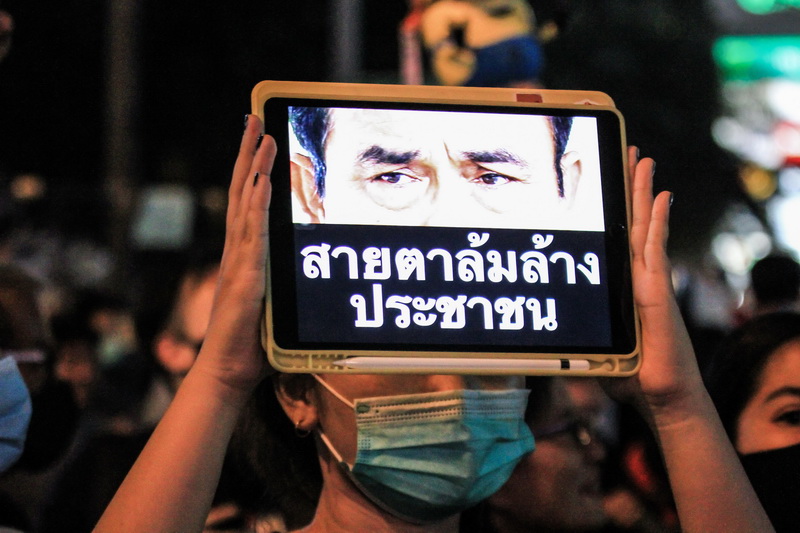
263, 98, 636, 357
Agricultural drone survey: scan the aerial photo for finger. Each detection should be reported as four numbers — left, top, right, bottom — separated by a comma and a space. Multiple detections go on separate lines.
228, 115, 265, 233
225, 134, 275, 275
252, 135, 276, 216
630, 158, 656, 266
627, 146, 639, 189
644, 190, 672, 275
222, 115, 265, 270
242, 136, 276, 248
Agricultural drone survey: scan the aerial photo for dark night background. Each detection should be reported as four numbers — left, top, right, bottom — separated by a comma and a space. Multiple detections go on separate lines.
0, 0, 769, 294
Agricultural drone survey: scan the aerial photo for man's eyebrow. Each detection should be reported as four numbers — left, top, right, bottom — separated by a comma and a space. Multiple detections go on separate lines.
358, 145, 420, 165
765, 386, 800, 403
461, 149, 526, 165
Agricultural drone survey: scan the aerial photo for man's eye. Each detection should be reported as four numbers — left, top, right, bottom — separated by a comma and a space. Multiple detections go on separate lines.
370, 172, 419, 185
776, 410, 800, 426
473, 172, 516, 186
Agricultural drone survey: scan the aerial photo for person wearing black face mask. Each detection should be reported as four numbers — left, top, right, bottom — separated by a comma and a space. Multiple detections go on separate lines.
705, 312, 800, 533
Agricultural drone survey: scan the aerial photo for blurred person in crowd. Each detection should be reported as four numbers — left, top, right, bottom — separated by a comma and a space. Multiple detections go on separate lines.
93, 121, 773, 533
69, 289, 150, 434
731, 254, 800, 327
81, 291, 139, 370
460, 377, 677, 533
39, 254, 220, 533
563, 377, 617, 449
704, 312, 800, 533
135, 254, 219, 427
0, 355, 30, 474
50, 312, 99, 410
460, 376, 608, 532
0, 352, 30, 533
0, 269, 33, 533
603, 404, 678, 533
0, 265, 79, 532
0, 13, 79, 531
575, 375, 682, 533
749, 254, 800, 316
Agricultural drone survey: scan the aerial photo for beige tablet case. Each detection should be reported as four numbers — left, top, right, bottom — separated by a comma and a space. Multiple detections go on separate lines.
253, 81, 640, 376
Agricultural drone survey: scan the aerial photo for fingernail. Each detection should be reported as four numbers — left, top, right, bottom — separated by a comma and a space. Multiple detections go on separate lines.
635, 147, 640, 160
651, 161, 657, 175
243, 114, 250, 130
253, 172, 260, 186
256, 134, 264, 149
669, 192, 674, 206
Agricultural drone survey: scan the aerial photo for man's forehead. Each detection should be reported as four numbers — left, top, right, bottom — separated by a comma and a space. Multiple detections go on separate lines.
327, 107, 555, 154
329, 107, 552, 128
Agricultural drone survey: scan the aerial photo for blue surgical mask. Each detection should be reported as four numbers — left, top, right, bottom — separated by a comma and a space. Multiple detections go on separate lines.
0, 355, 32, 472
313, 375, 535, 523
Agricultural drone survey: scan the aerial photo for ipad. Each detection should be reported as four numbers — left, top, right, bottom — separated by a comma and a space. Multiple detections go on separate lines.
253, 81, 640, 375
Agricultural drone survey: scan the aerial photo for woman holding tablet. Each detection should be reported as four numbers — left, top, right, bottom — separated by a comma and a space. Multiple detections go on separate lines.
94, 116, 773, 533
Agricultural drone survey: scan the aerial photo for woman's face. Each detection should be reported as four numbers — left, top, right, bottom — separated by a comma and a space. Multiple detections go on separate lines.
736, 338, 800, 454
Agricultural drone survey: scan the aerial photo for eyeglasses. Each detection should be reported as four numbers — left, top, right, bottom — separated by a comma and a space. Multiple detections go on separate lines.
535, 419, 595, 448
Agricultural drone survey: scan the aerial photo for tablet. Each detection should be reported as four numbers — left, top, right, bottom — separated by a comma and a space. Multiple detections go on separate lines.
253, 81, 640, 375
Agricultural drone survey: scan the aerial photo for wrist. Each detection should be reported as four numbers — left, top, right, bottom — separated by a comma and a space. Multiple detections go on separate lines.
181, 361, 260, 413
646, 383, 716, 433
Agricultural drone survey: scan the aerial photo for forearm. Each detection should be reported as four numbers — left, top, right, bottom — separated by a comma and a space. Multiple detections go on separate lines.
93, 366, 252, 533
650, 388, 774, 533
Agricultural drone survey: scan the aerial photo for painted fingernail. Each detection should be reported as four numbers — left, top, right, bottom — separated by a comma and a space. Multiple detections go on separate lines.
243, 114, 250, 130
256, 134, 264, 149
253, 172, 260, 186
651, 161, 657, 175
635, 147, 640, 160
669, 192, 674, 206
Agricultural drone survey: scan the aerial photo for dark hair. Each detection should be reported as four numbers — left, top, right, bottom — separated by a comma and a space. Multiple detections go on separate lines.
750, 254, 800, 307
289, 106, 331, 198
703, 312, 800, 441
288, 107, 573, 198
229, 374, 321, 530
550, 115, 573, 197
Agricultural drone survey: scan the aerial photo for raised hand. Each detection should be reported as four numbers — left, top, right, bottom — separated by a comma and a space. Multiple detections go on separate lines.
94, 116, 277, 533
603, 147, 703, 422
192, 115, 277, 400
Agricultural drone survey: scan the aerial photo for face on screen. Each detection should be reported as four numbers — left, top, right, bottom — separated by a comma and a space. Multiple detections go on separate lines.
290, 108, 585, 229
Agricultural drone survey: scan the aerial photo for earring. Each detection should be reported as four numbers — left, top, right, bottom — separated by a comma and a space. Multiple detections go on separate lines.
295, 420, 311, 438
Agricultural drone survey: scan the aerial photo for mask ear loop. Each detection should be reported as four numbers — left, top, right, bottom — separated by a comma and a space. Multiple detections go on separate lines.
316, 430, 348, 466
312, 373, 355, 409
311, 374, 355, 467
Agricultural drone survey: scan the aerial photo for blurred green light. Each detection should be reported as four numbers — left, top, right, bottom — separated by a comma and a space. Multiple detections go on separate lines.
715, 36, 800, 80
737, 0, 800, 14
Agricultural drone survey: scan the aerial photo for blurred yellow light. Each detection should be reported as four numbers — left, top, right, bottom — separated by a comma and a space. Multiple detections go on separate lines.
739, 164, 777, 200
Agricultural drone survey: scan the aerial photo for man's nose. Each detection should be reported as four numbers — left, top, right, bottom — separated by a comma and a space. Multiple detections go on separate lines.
424, 172, 476, 226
